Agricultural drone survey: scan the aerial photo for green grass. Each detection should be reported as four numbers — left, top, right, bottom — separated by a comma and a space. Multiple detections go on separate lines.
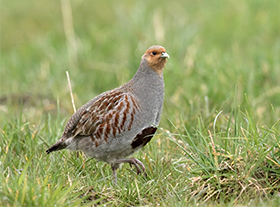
1, 0, 280, 206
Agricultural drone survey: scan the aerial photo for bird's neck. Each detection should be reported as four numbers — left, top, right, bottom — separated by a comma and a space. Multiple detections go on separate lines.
128, 60, 164, 91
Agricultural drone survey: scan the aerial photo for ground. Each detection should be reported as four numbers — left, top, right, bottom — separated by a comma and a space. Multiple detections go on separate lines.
1, 0, 280, 206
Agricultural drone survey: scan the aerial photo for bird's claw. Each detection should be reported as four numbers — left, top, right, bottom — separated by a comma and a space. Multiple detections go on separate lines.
115, 158, 146, 176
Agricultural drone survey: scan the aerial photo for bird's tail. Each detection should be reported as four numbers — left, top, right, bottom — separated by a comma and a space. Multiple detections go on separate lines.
46, 141, 67, 154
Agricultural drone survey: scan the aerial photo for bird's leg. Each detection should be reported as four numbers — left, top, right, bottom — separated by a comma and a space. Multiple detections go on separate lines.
114, 158, 147, 177
111, 163, 120, 183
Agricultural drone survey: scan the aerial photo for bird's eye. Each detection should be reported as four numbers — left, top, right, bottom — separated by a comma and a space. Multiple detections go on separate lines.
152, 52, 157, 55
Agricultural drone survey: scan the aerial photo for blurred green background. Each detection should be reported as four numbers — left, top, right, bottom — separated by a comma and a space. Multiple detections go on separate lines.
1, 0, 280, 206
2, 0, 280, 126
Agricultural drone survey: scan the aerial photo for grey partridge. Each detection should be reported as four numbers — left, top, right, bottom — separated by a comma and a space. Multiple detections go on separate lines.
46, 45, 169, 182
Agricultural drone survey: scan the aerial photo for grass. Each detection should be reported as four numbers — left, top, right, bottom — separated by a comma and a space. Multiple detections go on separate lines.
1, 0, 280, 206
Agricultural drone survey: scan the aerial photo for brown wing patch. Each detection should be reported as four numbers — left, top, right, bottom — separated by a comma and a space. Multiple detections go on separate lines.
95, 140, 100, 147
127, 108, 135, 130
130, 96, 140, 110
90, 134, 95, 142
70, 90, 140, 147
114, 112, 119, 133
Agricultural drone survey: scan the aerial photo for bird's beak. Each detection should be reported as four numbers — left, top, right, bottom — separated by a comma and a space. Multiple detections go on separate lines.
161, 52, 170, 58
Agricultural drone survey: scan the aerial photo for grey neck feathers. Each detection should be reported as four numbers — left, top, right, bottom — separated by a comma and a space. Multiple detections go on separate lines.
129, 59, 164, 90
123, 59, 164, 106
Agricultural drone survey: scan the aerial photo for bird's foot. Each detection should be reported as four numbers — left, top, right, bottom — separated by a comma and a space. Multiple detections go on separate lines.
111, 163, 120, 183
115, 158, 147, 177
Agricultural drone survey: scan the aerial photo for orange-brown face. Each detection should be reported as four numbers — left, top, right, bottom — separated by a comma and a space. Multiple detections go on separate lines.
142, 45, 170, 75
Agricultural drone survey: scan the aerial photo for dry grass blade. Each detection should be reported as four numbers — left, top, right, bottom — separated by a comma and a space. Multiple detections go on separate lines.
66, 71, 76, 113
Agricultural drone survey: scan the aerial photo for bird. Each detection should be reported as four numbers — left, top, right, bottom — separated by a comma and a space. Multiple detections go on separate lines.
46, 45, 170, 182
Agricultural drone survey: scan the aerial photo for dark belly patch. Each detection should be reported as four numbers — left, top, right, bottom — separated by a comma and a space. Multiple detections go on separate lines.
131, 126, 157, 149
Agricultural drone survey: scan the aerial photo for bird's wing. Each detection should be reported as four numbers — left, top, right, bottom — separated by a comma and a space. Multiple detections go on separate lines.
66, 89, 140, 142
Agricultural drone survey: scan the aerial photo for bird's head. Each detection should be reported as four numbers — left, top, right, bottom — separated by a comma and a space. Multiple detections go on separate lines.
142, 45, 170, 75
